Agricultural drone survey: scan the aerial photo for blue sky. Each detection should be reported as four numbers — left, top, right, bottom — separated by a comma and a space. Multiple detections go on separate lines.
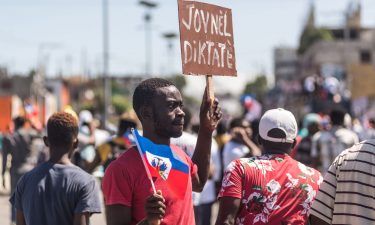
1, 0, 375, 84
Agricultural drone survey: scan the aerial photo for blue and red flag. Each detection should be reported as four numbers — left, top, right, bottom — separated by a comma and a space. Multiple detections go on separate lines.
132, 128, 189, 199
122, 129, 136, 146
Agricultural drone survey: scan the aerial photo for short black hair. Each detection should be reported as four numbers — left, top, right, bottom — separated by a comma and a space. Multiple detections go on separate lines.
330, 106, 347, 126
132, 78, 175, 119
229, 117, 248, 130
183, 107, 192, 130
47, 112, 78, 148
13, 116, 26, 129
216, 121, 228, 135
369, 118, 375, 126
118, 119, 136, 136
258, 136, 294, 153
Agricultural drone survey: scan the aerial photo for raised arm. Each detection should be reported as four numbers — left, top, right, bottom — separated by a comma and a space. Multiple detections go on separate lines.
192, 90, 222, 192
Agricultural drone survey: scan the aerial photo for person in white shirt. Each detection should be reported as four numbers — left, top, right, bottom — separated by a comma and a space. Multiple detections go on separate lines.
222, 117, 261, 169
171, 109, 221, 225
311, 107, 359, 173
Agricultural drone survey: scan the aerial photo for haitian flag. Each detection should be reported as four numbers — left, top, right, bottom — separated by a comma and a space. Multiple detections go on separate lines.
122, 129, 136, 146
132, 128, 189, 199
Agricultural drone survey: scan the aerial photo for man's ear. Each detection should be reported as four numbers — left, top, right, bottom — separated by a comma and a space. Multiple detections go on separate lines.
291, 139, 297, 149
139, 106, 153, 121
257, 135, 263, 146
73, 138, 79, 149
43, 136, 49, 147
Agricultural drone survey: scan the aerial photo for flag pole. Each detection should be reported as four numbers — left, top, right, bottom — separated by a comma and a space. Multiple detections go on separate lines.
131, 128, 157, 194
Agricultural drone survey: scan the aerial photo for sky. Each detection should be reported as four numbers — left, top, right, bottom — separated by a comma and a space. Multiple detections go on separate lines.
1, 0, 375, 95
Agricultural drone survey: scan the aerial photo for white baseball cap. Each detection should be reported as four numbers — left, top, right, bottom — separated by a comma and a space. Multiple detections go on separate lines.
79, 110, 93, 124
259, 108, 297, 143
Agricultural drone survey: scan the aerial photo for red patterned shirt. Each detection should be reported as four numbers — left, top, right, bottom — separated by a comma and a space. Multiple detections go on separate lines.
219, 154, 322, 225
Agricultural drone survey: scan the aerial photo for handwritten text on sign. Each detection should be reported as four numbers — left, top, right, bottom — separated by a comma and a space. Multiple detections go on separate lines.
178, 1, 237, 76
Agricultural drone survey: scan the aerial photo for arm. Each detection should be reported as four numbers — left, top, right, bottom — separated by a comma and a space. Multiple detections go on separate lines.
106, 205, 132, 225
215, 197, 241, 225
2, 136, 11, 188
242, 138, 261, 157
86, 152, 102, 173
73, 212, 90, 225
16, 209, 26, 225
191, 91, 222, 192
310, 133, 321, 169
232, 127, 261, 157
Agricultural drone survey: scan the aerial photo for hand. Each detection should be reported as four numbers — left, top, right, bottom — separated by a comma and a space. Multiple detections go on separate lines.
145, 190, 166, 225
231, 127, 251, 144
199, 88, 222, 133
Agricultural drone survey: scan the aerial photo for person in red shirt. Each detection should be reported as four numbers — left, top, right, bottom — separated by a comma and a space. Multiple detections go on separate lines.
102, 78, 222, 225
215, 108, 323, 225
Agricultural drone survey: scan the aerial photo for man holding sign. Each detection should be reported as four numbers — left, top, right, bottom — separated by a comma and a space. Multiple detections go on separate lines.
102, 78, 222, 225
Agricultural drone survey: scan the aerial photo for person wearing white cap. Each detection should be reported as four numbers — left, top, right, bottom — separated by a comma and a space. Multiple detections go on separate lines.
215, 108, 323, 225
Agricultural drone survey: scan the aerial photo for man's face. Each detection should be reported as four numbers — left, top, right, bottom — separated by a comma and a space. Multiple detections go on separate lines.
241, 120, 252, 137
151, 86, 185, 138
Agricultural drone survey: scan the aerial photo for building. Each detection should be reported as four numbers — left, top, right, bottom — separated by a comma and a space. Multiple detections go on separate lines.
273, 47, 300, 93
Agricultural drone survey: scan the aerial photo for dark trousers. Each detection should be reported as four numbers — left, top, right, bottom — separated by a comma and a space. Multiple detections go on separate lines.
194, 201, 214, 225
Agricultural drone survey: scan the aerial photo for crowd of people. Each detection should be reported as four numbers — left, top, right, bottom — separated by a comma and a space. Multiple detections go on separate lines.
1, 77, 375, 224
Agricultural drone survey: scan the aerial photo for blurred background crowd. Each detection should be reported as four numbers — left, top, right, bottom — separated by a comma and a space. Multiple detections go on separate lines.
2, 0, 375, 224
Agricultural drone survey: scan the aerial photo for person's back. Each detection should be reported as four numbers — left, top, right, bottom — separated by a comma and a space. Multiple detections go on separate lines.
311, 126, 358, 173
2, 117, 40, 223
10, 127, 39, 174
220, 154, 321, 224
311, 108, 358, 173
11, 112, 101, 225
310, 139, 375, 225
216, 108, 322, 225
12, 161, 101, 225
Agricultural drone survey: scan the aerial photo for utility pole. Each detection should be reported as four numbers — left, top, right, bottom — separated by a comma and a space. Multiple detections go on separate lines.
162, 32, 177, 76
102, 0, 111, 129
139, 0, 158, 77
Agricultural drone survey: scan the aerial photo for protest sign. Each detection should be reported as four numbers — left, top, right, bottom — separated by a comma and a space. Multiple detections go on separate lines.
178, 0, 237, 76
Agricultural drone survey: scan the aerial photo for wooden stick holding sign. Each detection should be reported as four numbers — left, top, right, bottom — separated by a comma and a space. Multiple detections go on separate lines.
177, 0, 237, 102
206, 75, 214, 102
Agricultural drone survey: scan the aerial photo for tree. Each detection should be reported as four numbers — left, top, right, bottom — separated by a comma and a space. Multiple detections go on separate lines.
167, 75, 186, 92
112, 94, 132, 115
243, 75, 268, 103
298, 27, 333, 55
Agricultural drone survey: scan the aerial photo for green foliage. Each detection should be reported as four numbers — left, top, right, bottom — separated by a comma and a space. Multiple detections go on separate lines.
166, 75, 187, 92
112, 94, 132, 115
298, 27, 333, 55
112, 80, 131, 96
243, 75, 268, 103
28, 69, 37, 78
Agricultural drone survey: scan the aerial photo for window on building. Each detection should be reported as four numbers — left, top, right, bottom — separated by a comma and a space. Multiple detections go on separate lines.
360, 50, 372, 64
